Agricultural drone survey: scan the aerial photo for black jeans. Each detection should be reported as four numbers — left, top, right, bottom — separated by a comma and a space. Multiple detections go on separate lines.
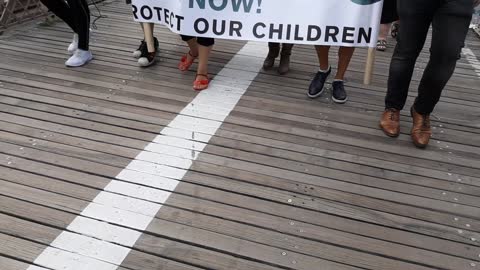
40, 0, 90, 50
385, 0, 473, 114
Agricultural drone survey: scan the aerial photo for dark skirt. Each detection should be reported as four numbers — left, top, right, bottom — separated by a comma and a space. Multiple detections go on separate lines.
381, 0, 398, 24
181, 35, 215, 47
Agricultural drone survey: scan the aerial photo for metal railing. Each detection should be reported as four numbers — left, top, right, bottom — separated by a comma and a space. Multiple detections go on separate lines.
0, 0, 47, 34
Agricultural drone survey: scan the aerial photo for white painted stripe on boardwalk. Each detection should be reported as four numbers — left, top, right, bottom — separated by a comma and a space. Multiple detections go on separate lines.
27, 41, 267, 270
463, 48, 480, 76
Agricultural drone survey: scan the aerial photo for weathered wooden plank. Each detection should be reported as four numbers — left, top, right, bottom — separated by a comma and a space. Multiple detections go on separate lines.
0, 256, 36, 270
3, 130, 479, 237
0, 94, 170, 133
2, 147, 478, 261
0, 84, 176, 126
0, 130, 132, 167
3, 113, 476, 206
0, 153, 110, 190
219, 118, 480, 177
0, 233, 46, 263
119, 250, 203, 270
144, 217, 433, 270
215, 123, 480, 184
0, 141, 121, 178
2, 154, 476, 268
0, 211, 202, 270
0, 180, 88, 214
211, 129, 480, 192
0, 214, 59, 245
234, 97, 480, 146
201, 143, 480, 205
0, 188, 280, 270
201, 139, 480, 206
0, 103, 159, 141
152, 205, 471, 270
165, 176, 480, 243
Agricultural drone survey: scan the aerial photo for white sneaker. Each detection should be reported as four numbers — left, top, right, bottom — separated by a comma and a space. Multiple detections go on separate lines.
65, 49, 93, 67
68, 34, 79, 55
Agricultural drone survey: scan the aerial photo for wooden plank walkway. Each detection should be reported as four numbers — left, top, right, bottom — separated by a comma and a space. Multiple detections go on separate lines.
1, 1, 480, 269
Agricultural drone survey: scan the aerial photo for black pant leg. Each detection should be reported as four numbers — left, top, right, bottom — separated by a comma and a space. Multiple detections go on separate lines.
66, 0, 90, 50
39, 0, 77, 32
414, 0, 473, 114
385, 0, 436, 110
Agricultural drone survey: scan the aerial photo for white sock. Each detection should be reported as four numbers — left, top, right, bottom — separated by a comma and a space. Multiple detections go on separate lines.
319, 66, 331, 73
333, 79, 344, 82
68, 34, 79, 55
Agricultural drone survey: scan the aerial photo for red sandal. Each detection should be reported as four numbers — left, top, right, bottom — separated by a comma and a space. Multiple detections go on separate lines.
193, 74, 209, 91
178, 51, 197, 71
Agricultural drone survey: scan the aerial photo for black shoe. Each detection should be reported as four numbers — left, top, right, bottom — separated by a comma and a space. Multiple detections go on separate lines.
133, 40, 146, 58
138, 48, 156, 67
307, 67, 331, 98
133, 37, 159, 59
332, 80, 348, 104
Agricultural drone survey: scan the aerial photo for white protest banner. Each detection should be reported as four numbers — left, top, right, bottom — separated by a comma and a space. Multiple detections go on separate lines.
131, 0, 384, 48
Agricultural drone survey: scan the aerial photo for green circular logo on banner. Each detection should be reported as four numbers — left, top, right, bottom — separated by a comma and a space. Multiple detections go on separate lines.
350, 0, 382, 5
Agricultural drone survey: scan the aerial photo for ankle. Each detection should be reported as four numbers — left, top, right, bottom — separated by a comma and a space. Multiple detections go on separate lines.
189, 50, 199, 58
196, 74, 208, 79
319, 66, 331, 73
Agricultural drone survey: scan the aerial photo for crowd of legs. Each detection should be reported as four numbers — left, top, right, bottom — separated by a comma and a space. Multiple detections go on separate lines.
38, 0, 477, 149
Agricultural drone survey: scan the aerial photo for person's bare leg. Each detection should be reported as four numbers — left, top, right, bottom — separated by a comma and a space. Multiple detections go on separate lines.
315, 45, 330, 70
186, 38, 199, 62
138, 23, 157, 66
329, 47, 355, 103
193, 44, 213, 90
197, 45, 212, 76
143, 23, 155, 53
379, 23, 391, 41
307, 46, 332, 98
377, 23, 391, 51
335, 46, 355, 80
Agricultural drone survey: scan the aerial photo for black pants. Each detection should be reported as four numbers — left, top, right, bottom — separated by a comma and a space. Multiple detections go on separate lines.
40, 0, 90, 50
181, 35, 215, 47
385, 0, 473, 114
268, 42, 294, 50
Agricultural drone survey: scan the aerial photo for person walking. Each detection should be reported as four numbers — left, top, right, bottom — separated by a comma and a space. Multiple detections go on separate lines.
308, 46, 355, 104
39, 0, 93, 67
131, 23, 160, 67
178, 36, 215, 91
380, 0, 478, 148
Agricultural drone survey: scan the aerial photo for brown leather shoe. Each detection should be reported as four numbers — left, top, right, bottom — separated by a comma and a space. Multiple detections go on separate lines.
380, 108, 400, 137
410, 106, 432, 148
263, 43, 280, 70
